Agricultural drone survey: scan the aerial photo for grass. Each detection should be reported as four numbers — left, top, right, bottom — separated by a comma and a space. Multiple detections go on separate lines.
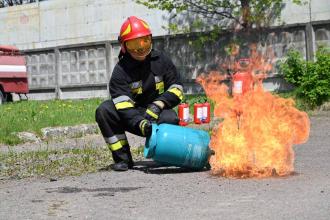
0, 146, 144, 180
0, 98, 104, 145
0, 92, 309, 146
0, 95, 213, 146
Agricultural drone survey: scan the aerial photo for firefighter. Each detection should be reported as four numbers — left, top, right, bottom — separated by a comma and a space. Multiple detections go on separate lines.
95, 16, 184, 171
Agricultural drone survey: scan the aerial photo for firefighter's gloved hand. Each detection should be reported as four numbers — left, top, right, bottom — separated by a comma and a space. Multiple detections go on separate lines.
139, 119, 152, 137
144, 102, 162, 122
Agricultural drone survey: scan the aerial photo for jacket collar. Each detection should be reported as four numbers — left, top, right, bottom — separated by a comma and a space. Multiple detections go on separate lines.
150, 49, 160, 58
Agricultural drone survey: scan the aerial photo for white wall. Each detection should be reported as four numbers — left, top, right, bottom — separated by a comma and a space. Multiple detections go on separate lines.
279, 0, 330, 25
0, 0, 169, 50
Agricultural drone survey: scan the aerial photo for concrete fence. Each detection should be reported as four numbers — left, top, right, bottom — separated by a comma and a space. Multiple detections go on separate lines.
23, 21, 330, 100
25, 43, 116, 100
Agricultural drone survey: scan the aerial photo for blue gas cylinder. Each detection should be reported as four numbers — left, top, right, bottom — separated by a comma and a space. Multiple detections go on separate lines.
144, 123, 212, 170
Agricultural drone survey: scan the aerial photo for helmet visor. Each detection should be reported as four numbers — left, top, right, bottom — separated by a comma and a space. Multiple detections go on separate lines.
125, 35, 152, 57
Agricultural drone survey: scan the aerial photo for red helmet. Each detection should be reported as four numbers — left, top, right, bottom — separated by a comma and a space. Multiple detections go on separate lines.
119, 16, 152, 53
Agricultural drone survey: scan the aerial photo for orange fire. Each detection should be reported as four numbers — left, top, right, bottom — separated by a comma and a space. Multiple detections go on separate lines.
197, 45, 310, 178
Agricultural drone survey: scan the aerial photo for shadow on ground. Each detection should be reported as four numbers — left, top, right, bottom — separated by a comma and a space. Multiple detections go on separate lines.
99, 160, 208, 175
45, 186, 143, 197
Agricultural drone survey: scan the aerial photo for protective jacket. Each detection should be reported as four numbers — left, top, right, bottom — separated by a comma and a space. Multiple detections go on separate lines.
110, 49, 183, 133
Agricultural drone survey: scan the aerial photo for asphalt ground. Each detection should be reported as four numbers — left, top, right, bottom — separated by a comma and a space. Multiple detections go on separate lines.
0, 113, 329, 220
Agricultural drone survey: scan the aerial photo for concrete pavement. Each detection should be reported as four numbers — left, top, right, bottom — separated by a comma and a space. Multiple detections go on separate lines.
0, 114, 329, 220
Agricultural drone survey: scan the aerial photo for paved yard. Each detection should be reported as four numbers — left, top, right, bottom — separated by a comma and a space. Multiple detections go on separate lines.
0, 114, 329, 220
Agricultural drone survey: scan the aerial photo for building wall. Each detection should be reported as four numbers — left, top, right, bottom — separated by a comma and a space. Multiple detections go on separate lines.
0, 0, 330, 100
0, 0, 168, 50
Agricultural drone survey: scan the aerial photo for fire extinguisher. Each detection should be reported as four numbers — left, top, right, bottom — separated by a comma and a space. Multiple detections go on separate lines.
202, 102, 211, 123
232, 58, 253, 96
178, 103, 189, 126
194, 103, 203, 124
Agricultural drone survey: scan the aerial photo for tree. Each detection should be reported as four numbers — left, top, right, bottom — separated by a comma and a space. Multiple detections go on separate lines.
136, 0, 305, 81
136, 0, 303, 33
0, 0, 37, 8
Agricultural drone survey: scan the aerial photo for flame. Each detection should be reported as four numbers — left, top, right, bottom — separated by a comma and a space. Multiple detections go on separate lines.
197, 45, 310, 178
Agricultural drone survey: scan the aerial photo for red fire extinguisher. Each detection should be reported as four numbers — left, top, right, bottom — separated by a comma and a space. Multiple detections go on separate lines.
178, 103, 189, 126
202, 102, 211, 123
232, 58, 253, 96
194, 103, 203, 124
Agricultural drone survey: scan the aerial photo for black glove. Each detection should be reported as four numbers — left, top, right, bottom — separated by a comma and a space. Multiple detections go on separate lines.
139, 119, 152, 137
144, 103, 162, 122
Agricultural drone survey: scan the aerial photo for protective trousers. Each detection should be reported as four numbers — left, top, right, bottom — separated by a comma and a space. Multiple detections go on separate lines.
95, 100, 179, 164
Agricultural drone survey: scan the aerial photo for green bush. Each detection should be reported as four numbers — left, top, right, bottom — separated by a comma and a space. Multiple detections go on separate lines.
280, 47, 330, 108
182, 94, 214, 115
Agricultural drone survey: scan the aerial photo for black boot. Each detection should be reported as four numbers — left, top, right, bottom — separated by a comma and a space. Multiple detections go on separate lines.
110, 146, 134, 171
123, 145, 134, 168
110, 161, 130, 171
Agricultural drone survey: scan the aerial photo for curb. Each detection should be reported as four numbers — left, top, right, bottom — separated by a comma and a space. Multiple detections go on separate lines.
2, 120, 221, 153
